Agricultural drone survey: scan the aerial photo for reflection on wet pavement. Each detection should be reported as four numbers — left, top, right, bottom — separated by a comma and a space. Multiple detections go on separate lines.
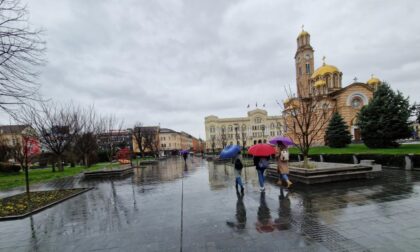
1, 157, 420, 251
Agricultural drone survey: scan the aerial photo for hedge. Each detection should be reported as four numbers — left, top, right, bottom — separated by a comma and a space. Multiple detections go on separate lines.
0, 162, 21, 173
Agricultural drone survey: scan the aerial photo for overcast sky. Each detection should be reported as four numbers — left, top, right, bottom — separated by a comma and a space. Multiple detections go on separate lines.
7, 0, 420, 138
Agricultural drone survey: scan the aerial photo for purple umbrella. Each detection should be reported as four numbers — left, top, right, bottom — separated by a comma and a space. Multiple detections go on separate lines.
269, 136, 294, 146
180, 150, 189, 155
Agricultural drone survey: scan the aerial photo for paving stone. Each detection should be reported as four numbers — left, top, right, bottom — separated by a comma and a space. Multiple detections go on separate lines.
2, 158, 420, 251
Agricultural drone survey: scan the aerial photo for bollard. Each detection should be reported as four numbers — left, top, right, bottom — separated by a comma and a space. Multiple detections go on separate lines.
353, 155, 358, 164
320, 154, 324, 162
405, 154, 414, 170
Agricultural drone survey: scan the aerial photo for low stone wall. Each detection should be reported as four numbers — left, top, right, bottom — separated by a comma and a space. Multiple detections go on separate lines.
266, 161, 381, 184
290, 154, 420, 170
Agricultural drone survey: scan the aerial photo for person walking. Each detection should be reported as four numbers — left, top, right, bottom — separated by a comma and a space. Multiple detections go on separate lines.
233, 150, 244, 193
255, 156, 269, 192
276, 142, 292, 188
182, 152, 188, 162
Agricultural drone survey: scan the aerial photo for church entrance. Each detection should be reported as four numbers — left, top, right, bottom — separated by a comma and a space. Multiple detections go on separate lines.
354, 128, 361, 141
351, 117, 361, 142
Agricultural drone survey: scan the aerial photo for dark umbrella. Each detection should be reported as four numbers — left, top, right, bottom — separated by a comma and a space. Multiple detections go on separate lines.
248, 144, 276, 157
268, 136, 294, 146
219, 145, 241, 159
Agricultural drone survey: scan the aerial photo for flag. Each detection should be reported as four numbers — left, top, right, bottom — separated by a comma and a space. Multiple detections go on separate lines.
263, 104, 265, 107
256, 102, 258, 107
247, 104, 250, 108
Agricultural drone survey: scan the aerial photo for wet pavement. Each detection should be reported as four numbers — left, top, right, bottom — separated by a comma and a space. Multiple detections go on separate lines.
1, 157, 420, 251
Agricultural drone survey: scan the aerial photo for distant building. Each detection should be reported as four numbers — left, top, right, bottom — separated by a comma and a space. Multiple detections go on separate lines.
97, 129, 133, 151
204, 109, 283, 152
159, 128, 201, 155
0, 125, 41, 157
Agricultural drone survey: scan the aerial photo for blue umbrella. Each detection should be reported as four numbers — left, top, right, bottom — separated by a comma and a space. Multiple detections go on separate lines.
219, 145, 241, 159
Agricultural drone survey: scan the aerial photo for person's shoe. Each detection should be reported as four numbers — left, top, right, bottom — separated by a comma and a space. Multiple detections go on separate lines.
276, 179, 283, 186
260, 187, 265, 192
286, 180, 293, 188
241, 186, 244, 194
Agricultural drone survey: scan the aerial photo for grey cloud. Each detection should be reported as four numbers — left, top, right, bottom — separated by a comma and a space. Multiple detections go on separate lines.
6, 0, 418, 138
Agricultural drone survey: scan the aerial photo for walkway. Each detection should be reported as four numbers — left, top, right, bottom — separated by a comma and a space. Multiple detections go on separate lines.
1, 157, 420, 251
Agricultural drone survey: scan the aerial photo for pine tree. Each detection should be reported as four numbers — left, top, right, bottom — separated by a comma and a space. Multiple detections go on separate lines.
326, 112, 352, 148
357, 83, 412, 148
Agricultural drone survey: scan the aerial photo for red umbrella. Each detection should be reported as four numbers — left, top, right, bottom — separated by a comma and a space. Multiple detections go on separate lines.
248, 144, 276, 157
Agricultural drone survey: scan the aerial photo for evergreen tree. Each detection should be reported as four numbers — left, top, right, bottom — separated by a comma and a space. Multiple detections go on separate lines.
325, 112, 352, 148
357, 83, 412, 148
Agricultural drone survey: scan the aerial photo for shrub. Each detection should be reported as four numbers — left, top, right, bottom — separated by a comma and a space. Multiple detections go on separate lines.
326, 112, 352, 148
0, 162, 21, 173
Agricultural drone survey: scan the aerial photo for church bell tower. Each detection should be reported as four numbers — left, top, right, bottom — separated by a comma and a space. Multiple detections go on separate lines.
295, 26, 314, 98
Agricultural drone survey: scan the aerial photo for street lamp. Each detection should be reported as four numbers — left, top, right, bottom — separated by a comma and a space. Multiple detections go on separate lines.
261, 125, 266, 143
234, 124, 240, 146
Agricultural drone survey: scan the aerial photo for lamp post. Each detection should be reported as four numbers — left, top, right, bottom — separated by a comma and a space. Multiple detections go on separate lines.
234, 124, 240, 146
261, 124, 266, 143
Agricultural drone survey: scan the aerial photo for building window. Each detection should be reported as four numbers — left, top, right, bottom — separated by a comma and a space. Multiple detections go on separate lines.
210, 126, 215, 133
228, 125, 233, 132
299, 67, 302, 76
255, 117, 262, 124
306, 63, 310, 74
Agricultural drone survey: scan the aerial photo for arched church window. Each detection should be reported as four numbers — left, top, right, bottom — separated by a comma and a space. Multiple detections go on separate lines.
351, 97, 363, 109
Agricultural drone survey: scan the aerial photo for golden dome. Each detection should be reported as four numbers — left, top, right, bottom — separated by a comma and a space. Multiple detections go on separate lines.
314, 79, 326, 88
298, 25, 309, 38
311, 63, 340, 79
367, 75, 381, 86
298, 30, 309, 37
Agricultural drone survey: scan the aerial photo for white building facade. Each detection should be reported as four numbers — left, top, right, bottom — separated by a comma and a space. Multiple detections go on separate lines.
204, 109, 283, 152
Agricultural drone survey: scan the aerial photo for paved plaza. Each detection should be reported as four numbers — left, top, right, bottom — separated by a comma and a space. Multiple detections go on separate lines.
1, 157, 420, 251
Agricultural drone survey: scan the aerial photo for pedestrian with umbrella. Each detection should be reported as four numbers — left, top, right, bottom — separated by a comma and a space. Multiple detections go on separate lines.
180, 150, 189, 162
248, 143, 276, 192
269, 136, 293, 188
220, 145, 244, 193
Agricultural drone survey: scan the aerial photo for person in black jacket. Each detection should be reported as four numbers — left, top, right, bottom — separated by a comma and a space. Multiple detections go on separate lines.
233, 151, 244, 193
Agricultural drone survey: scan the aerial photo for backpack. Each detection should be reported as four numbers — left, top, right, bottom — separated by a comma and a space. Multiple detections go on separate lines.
234, 158, 243, 170
259, 158, 269, 169
280, 150, 289, 161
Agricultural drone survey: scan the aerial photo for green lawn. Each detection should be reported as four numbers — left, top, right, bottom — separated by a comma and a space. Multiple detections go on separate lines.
0, 162, 119, 191
288, 144, 420, 155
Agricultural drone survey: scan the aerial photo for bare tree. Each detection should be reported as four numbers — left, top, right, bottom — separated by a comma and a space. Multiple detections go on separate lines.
0, 0, 45, 115
282, 88, 335, 167
8, 128, 38, 196
221, 127, 227, 149
144, 127, 159, 157
73, 105, 100, 167
97, 115, 124, 166
132, 122, 146, 157
132, 124, 159, 157
240, 126, 247, 150
210, 135, 216, 153
20, 102, 83, 172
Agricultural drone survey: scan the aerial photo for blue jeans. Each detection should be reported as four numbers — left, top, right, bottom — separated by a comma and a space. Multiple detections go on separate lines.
235, 169, 243, 187
279, 174, 289, 181
257, 169, 265, 188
